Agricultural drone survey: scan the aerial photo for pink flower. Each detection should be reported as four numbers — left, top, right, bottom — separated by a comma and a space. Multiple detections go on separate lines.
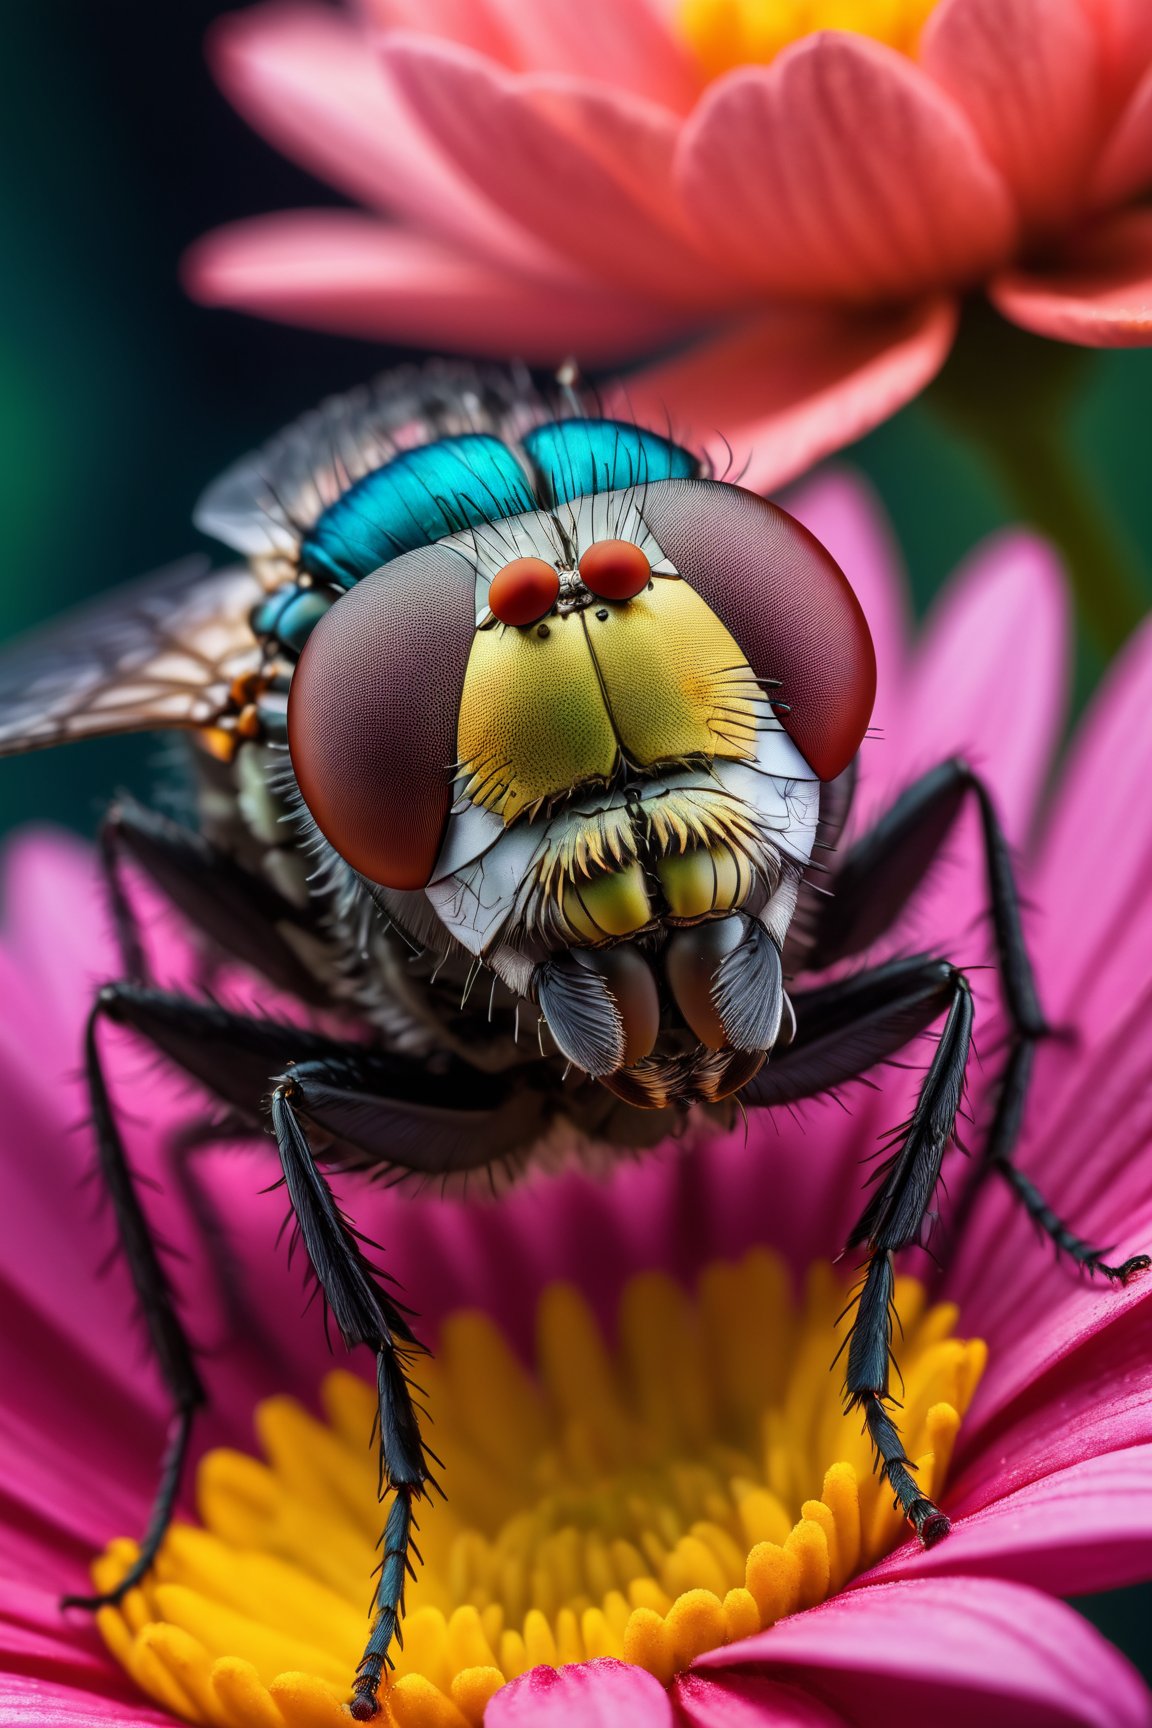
186, 0, 1152, 489
4, 469, 1152, 1723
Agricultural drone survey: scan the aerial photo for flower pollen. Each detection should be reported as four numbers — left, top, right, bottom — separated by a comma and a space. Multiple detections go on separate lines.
93, 1252, 985, 1727
679, 0, 939, 75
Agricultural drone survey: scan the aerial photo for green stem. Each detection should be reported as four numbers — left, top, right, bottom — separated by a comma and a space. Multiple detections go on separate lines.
925, 302, 1146, 658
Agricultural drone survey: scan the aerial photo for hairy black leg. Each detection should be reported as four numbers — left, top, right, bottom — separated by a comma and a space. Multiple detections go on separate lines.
842, 971, 974, 1544
808, 760, 1038, 1000
99, 799, 328, 1002
271, 1074, 435, 1721
986, 1046, 1149, 1283
61, 996, 207, 1609
805, 759, 1143, 1275
61, 979, 542, 1649
744, 956, 973, 1541
100, 980, 548, 1175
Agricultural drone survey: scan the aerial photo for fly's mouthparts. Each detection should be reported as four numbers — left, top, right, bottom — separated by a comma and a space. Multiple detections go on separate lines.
532, 909, 788, 1096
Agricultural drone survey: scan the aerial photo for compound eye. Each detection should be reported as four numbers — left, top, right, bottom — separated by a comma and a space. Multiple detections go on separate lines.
579, 538, 651, 601
288, 544, 476, 891
488, 556, 560, 626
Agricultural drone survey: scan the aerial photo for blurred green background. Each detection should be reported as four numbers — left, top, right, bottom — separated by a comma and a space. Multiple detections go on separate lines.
4, 0, 1151, 1682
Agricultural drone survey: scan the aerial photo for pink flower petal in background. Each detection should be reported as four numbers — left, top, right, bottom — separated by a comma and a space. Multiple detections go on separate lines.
619, 300, 958, 494
189, 0, 1152, 486
378, 37, 715, 299
363, 0, 703, 111
991, 207, 1152, 344
676, 34, 1016, 299
207, 3, 540, 264
1092, 63, 1152, 206
1034, 609, 1152, 1041
184, 213, 694, 363
891, 529, 1069, 953
921, 0, 1101, 233
1095, 0, 1152, 96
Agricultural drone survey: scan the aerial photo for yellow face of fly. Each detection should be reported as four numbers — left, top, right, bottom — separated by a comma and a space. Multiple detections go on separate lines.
456, 579, 763, 824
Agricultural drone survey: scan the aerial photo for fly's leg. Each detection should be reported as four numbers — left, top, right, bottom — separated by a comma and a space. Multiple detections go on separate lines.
63, 983, 354, 1610
842, 972, 973, 1544
806, 759, 1148, 1279
99, 798, 328, 1002
743, 954, 973, 1543
272, 1070, 438, 1721
986, 1045, 1148, 1282
61, 996, 207, 1608
59, 979, 542, 1699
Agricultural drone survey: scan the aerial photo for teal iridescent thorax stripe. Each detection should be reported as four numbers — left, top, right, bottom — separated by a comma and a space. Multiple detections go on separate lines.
522, 418, 697, 506
300, 435, 536, 587
300, 420, 698, 586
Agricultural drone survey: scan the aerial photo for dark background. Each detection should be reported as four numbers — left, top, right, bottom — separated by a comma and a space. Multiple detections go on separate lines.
4, 0, 1150, 1681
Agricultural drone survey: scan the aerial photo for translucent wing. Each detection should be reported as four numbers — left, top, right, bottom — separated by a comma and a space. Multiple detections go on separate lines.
0, 558, 265, 757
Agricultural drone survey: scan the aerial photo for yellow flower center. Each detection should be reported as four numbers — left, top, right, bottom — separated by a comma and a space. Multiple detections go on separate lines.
94, 1252, 985, 1727
680, 0, 939, 76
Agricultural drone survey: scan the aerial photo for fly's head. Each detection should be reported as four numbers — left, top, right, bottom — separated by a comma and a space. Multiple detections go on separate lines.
200, 385, 876, 1108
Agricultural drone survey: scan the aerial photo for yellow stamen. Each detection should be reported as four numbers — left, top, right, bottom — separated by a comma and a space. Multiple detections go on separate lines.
95, 1252, 986, 1726
679, 0, 940, 77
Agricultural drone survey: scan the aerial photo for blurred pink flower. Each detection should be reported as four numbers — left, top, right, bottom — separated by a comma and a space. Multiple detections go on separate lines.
4, 471, 1152, 1722
186, 0, 1152, 489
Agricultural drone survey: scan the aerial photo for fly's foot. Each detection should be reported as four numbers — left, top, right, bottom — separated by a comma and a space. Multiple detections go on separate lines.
350, 1686, 382, 1722
911, 1500, 952, 1547
1089, 1250, 1151, 1285
61, 1548, 155, 1612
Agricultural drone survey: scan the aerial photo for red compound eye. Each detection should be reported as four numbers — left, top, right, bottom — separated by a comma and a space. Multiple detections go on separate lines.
579, 538, 651, 601
488, 556, 560, 626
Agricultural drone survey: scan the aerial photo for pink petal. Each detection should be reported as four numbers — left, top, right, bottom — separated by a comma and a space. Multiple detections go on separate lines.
364, 0, 702, 110
697, 1576, 1152, 1728
487, 1659, 675, 1726
867, 530, 1068, 970
1092, 63, 1152, 206
991, 206, 1152, 344
618, 299, 958, 495
899, 528, 1070, 823
1034, 607, 1152, 1036
952, 1289, 1152, 1507
358, 0, 513, 60
919, 0, 1102, 235
676, 35, 1016, 300
953, 1211, 1152, 1453
673, 1672, 849, 1727
459, 0, 701, 111
207, 3, 542, 267
379, 36, 714, 299
0, 1674, 173, 1728
868, 1445, 1152, 1597
1093, 0, 1152, 98
184, 213, 695, 364
0, 1580, 114, 1677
